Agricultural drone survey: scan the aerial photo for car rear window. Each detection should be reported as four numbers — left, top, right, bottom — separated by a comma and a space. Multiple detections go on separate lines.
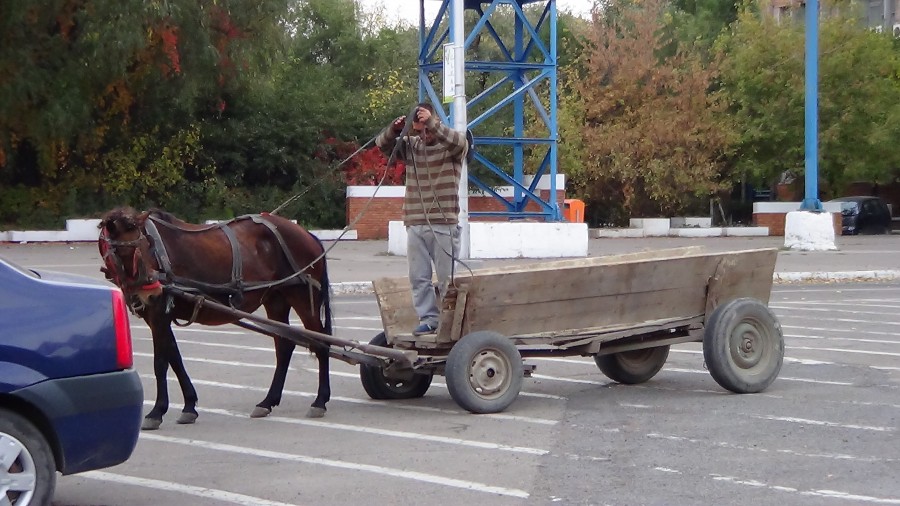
839, 202, 859, 215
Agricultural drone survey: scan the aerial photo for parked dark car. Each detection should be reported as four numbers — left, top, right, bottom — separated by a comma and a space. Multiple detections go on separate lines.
0, 256, 143, 505
828, 196, 892, 235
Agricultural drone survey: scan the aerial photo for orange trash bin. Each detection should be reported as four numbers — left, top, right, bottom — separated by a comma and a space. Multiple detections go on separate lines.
563, 199, 585, 223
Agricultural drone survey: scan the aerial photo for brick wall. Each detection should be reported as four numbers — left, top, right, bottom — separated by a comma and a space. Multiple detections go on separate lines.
753, 212, 842, 236
347, 188, 566, 239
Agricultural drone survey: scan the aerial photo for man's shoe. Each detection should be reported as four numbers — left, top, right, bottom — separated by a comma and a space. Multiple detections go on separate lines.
412, 322, 437, 336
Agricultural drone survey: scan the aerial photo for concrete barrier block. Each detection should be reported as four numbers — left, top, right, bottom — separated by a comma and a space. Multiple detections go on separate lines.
724, 227, 769, 237
593, 228, 645, 238
669, 227, 723, 237
66, 219, 102, 241
10, 231, 70, 243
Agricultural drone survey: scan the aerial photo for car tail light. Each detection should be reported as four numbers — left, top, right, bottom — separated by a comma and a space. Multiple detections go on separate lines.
111, 289, 134, 369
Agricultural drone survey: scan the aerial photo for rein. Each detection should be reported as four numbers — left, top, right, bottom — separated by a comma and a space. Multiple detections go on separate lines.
269, 106, 421, 281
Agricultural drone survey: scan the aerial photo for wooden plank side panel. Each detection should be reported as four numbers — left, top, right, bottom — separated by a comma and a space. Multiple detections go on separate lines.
462, 249, 776, 337
465, 254, 724, 307
464, 285, 709, 336
461, 249, 776, 307
455, 246, 706, 278
711, 249, 777, 305
373, 277, 418, 342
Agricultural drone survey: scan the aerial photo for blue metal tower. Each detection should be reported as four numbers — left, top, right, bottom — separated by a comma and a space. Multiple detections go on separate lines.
417, 0, 561, 221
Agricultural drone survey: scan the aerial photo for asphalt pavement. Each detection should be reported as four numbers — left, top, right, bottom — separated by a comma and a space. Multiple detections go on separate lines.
2, 233, 899, 292
319, 234, 900, 291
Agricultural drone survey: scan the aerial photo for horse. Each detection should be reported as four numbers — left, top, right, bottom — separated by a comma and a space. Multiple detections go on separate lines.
98, 207, 333, 430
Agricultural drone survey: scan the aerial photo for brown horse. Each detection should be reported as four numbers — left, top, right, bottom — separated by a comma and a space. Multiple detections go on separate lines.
98, 207, 333, 430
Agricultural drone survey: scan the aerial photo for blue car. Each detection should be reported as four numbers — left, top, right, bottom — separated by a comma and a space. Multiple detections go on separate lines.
0, 256, 143, 505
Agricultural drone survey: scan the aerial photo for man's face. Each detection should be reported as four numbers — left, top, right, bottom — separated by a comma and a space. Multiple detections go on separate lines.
413, 117, 436, 144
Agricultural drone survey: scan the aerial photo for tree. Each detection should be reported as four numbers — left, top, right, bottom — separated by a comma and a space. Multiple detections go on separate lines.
569, 0, 734, 223
668, 0, 740, 50
719, 2, 900, 194
0, 0, 291, 225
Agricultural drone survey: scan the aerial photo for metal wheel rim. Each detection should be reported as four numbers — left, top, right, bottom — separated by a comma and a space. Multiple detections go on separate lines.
468, 348, 512, 399
1, 433, 37, 504
730, 319, 770, 370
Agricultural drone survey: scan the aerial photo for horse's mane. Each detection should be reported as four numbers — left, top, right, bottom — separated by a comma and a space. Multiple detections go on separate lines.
148, 208, 178, 223
99, 206, 139, 230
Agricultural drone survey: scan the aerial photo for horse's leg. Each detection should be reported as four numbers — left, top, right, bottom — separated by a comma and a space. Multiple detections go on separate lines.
142, 320, 170, 431
144, 301, 199, 427
306, 341, 331, 419
251, 298, 294, 418
165, 332, 200, 425
287, 289, 331, 419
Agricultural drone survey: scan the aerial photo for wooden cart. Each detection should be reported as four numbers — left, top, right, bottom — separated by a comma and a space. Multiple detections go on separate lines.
360, 247, 785, 414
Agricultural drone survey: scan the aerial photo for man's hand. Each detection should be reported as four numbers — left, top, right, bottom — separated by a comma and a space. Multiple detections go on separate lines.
415, 107, 432, 124
392, 116, 406, 134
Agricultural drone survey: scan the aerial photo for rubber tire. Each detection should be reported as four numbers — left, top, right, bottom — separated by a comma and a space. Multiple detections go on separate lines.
445, 331, 523, 414
359, 332, 433, 400
594, 345, 670, 384
703, 298, 784, 394
0, 408, 56, 506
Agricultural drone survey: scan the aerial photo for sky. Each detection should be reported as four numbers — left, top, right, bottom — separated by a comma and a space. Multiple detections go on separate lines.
356, 0, 593, 27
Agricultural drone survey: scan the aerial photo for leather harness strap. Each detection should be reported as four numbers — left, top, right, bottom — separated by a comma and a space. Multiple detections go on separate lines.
145, 213, 320, 296
219, 220, 243, 290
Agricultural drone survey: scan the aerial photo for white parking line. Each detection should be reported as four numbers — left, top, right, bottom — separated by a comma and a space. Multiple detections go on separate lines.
142, 374, 560, 426
786, 333, 900, 346
775, 315, 900, 327
531, 358, 854, 386
318, 368, 569, 400
771, 305, 900, 318
140, 433, 531, 498
790, 346, 900, 358
710, 474, 900, 504
81, 470, 299, 506
646, 432, 898, 463
142, 401, 548, 456
782, 325, 900, 339
751, 415, 895, 432
775, 301, 900, 309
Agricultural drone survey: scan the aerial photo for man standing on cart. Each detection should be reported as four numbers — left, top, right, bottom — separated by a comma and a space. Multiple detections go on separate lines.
376, 103, 469, 336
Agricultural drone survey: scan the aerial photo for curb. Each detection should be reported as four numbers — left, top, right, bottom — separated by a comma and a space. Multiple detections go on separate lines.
772, 270, 900, 284
332, 270, 900, 295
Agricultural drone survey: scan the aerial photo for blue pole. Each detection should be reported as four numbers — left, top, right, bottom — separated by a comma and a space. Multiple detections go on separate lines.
801, 0, 823, 211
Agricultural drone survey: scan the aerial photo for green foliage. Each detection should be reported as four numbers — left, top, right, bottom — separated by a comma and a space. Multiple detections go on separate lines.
719, 3, 900, 193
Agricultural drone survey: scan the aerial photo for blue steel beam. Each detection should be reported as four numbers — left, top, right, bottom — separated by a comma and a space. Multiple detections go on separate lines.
801, 0, 823, 211
417, 0, 561, 221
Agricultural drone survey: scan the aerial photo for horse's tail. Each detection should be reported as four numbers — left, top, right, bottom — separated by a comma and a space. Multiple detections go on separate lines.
313, 235, 334, 336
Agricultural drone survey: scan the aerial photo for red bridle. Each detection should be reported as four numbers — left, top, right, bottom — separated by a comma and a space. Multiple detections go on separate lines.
99, 227, 162, 293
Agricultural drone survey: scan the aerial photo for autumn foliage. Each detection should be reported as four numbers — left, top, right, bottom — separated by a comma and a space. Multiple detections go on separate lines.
316, 138, 405, 186
569, 0, 734, 220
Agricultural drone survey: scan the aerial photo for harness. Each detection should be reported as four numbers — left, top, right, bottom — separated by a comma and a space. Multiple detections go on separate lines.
102, 213, 323, 324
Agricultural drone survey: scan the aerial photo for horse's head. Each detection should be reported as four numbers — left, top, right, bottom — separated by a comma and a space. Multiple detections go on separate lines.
98, 208, 161, 300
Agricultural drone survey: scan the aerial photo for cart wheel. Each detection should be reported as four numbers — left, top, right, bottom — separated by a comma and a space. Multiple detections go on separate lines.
703, 298, 784, 393
445, 331, 523, 414
359, 332, 433, 400
594, 345, 670, 384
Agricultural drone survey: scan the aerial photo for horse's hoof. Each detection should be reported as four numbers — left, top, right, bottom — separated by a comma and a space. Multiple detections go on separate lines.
141, 418, 162, 431
306, 407, 326, 419
176, 412, 198, 425
250, 406, 272, 418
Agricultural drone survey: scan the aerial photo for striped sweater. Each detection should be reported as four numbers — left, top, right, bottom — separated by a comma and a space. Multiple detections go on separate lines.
376, 116, 468, 226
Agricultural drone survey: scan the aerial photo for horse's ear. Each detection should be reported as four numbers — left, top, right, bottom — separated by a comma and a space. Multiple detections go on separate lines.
136, 211, 150, 226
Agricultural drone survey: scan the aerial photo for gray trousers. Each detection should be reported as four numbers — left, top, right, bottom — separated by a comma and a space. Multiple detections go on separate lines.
407, 224, 460, 326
